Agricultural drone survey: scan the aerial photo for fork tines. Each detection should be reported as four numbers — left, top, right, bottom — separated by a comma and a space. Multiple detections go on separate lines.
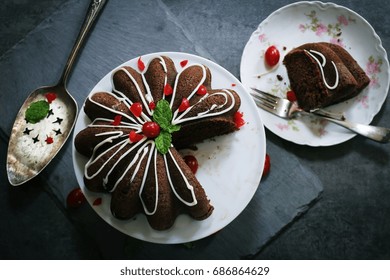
250, 87, 278, 110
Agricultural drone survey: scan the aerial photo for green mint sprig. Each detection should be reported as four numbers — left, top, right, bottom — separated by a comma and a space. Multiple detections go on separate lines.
153, 99, 180, 154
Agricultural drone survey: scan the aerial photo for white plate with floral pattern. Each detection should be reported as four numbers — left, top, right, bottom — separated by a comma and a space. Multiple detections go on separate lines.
240, 1, 389, 146
72, 52, 265, 244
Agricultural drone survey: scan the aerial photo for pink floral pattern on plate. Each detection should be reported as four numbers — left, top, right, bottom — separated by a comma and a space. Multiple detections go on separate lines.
366, 55, 383, 88
299, 10, 357, 47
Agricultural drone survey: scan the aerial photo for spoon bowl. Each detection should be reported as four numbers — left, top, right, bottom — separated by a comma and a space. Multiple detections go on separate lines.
7, 84, 78, 186
6, 0, 107, 186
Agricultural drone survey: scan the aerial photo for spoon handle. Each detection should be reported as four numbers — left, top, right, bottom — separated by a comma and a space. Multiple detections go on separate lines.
59, 0, 107, 86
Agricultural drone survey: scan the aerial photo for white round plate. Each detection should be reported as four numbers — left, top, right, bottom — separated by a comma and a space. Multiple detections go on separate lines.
240, 1, 389, 146
72, 52, 266, 244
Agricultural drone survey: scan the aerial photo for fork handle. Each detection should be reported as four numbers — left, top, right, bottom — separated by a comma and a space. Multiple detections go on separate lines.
305, 112, 390, 143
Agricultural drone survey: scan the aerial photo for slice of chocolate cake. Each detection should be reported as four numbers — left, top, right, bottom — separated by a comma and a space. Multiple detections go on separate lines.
283, 42, 369, 111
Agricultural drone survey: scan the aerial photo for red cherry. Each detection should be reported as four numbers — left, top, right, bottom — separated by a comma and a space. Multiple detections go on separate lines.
265, 45, 280, 67
178, 97, 190, 112
142, 121, 161, 138
129, 130, 144, 142
184, 155, 198, 174
67, 188, 86, 208
286, 90, 297, 102
164, 84, 173, 96
262, 154, 271, 179
130, 102, 143, 117
196, 85, 207, 95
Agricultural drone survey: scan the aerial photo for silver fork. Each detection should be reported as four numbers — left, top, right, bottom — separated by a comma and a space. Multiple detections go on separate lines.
251, 88, 390, 143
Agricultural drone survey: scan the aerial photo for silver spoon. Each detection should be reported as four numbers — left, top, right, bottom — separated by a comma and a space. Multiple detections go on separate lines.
7, 0, 107, 186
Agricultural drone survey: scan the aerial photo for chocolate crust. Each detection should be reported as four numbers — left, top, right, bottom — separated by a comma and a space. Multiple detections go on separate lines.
144, 56, 177, 102
171, 64, 212, 112
84, 92, 131, 120
112, 66, 146, 104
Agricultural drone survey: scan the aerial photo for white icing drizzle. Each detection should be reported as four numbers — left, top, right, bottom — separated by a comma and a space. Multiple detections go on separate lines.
305, 49, 339, 90
84, 131, 147, 184
172, 89, 236, 125
85, 134, 128, 181
164, 149, 197, 206
87, 91, 142, 124
110, 143, 150, 193
82, 56, 238, 216
138, 142, 159, 215
169, 63, 207, 111
89, 118, 140, 131
111, 68, 152, 122
111, 56, 170, 118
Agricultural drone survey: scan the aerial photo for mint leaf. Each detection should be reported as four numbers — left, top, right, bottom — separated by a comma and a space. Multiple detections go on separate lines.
153, 99, 172, 130
155, 131, 171, 154
166, 124, 181, 133
152, 99, 181, 154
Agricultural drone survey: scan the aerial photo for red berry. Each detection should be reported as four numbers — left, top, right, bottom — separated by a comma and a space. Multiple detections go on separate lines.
233, 111, 245, 129
93, 197, 102, 206
142, 121, 160, 138
184, 155, 198, 174
149, 101, 156, 110
67, 188, 86, 208
164, 84, 173, 96
137, 56, 145, 72
180, 60, 188, 67
286, 90, 297, 102
129, 130, 144, 142
265, 45, 280, 67
45, 92, 57, 103
111, 115, 122, 126
196, 85, 207, 95
45, 136, 54, 144
130, 102, 143, 117
262, 154, 271, 178
178, 97, 190, 112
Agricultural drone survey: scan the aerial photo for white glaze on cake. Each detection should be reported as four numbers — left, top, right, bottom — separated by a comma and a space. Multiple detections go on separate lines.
305, 49, 339, 90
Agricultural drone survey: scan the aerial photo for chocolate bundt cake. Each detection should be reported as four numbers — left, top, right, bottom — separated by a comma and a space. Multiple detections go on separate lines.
283, 42, 370, 111
74, 55, 242, 230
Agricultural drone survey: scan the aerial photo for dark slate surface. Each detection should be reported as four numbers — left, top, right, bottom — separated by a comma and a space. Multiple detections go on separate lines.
0, 0, 389, 260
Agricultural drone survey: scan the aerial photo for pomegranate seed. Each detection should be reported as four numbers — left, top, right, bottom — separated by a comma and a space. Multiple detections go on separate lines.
196, 85, 207, 95
178, 97, 190, 112
130, 102, 143, 117
164, 84, 173, 96
137, 57, 145, 72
